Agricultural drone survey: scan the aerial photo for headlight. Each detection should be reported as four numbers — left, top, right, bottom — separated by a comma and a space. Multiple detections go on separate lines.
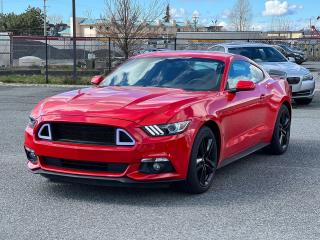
28, 116, 37, 128
303, 73, 314, 81
143, 120, 191, 136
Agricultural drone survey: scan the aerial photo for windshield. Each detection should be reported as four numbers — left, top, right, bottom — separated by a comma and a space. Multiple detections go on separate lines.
279, 45, 293, 52
228, 47, 288, 62
100, 57, 225, 91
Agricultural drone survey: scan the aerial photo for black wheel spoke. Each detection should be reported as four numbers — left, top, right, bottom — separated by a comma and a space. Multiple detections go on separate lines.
205, 158, 216, 169
196, 162, 204, 172
196, 136, 217, 187
199, 140, 207, 157
205, 139, 213, 156
278, 111, 291, 147
199, 167, 207, 185
205, 164, 214, 174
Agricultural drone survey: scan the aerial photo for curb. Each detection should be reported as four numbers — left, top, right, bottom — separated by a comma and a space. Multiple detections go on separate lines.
0, 82, 89, 88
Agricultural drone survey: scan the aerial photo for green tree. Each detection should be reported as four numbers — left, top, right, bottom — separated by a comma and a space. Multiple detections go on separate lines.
0, 6, 45, 35
163, 4, 171, 23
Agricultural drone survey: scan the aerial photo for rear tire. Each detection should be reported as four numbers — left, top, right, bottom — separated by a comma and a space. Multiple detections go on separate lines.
265, 105, 291, 155
294, 98, 313, 105
179, 126, 218, 194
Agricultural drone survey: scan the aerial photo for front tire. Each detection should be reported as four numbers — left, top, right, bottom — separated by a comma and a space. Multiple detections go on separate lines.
180, 126, 218, 194
294, 98, 313, 105
266, 105, 291, 155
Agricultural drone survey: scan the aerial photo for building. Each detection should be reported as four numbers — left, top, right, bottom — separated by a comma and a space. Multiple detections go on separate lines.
0, 33, 11, 67
266, 31, 304, 39
67, 17, 222, 38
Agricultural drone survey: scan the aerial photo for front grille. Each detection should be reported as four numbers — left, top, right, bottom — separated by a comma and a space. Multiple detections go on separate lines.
292, 90, 311, 97
42, 157, 128, 173
50, 123, 116, 146
287, 77, 300, 84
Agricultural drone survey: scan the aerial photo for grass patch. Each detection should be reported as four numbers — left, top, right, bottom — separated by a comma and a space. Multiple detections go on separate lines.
0, 75, 91, 85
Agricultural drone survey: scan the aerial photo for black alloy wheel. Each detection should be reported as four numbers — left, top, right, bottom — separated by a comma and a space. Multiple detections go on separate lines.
278, 109, 291, 149
180, 126, 218, 194
265, 105, 291, 155
196, 137, 216, 187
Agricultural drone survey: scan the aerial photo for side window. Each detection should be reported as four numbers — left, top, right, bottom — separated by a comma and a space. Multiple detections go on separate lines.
211, 46, 225, 52
227, 61, 264, 89
249, 64, 264, 83
217, 46, 225, 52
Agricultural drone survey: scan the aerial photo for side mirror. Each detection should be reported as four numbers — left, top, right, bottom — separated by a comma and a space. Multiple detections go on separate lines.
288, 57, 295, 63
229, 80, 256, 93
91, 75, 104, 86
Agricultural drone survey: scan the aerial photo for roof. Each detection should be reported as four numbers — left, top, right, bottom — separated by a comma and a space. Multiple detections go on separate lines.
79, 19, 101, 25
58, 28, 70, 34
132, 50, 244, 61
216, 42, 272, 48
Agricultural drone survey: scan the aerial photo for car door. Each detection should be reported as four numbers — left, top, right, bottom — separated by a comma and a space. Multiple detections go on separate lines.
220, 60, 268, 159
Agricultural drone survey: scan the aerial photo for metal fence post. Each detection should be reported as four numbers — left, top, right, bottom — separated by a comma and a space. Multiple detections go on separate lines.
174, 38, 177, 50
45, 35, 49, 84
108, 37, 111, 72
9, 33, 13, 67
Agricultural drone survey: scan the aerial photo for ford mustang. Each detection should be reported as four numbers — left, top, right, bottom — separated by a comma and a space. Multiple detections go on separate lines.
24, 51, 292, 194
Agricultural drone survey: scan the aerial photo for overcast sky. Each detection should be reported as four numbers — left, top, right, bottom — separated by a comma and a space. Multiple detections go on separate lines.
2, 0, 319, 30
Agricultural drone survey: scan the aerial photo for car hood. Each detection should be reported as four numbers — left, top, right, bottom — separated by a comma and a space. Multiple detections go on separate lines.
258, 61, 309, 76
33, 86, 209, 124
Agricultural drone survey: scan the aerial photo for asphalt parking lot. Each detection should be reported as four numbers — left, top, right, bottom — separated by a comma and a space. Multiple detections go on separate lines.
1, 65, 320, 239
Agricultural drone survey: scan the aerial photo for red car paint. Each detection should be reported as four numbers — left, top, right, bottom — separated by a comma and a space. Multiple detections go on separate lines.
24, 51, 291, 183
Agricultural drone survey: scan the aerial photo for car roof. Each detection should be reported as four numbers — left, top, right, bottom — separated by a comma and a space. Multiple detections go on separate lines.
216, 42, 273, 48
132, 50, 246, 61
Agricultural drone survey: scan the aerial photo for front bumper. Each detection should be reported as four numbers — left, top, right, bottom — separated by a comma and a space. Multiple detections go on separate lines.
25, 115, 196, 183
32, 169, 181, 188
290, 79, 315, 99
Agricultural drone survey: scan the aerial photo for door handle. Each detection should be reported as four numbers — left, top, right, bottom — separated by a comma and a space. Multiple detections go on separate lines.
260, 94, 266, 100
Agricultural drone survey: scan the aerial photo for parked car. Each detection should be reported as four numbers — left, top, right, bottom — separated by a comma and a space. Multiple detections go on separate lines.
273, 44, 307, 65
209, 43, 315, 105
136, 48, 171, 55
25, 51, 292, 194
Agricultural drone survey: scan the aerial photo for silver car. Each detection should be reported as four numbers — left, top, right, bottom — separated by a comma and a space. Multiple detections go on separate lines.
209, 43, 315, 105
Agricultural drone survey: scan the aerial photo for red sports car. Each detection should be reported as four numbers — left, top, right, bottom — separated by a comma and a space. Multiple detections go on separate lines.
24, 51, 292, 193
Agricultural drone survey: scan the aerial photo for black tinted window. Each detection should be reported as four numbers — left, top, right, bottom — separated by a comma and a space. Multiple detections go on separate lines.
210, 46, 225, 52
100, 58, 225, 91
228, 47, 287, 62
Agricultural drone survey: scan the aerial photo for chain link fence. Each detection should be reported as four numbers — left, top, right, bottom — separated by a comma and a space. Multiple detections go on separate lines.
0, 34, 320, 84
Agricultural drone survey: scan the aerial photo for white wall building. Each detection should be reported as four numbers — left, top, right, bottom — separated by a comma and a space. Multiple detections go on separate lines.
0, 33, 11, 67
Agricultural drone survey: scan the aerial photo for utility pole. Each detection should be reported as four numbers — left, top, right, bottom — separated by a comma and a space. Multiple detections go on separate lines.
1, 0, 3, 14
43, 0, 47, 36
72, 0, 77, 82
44, 0, 48, 83
192, 16, 199, 32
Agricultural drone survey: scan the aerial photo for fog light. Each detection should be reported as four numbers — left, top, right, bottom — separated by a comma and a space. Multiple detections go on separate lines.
25, 147, 38, 163
139, 158, 174, 174
153, 163, 161, 172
